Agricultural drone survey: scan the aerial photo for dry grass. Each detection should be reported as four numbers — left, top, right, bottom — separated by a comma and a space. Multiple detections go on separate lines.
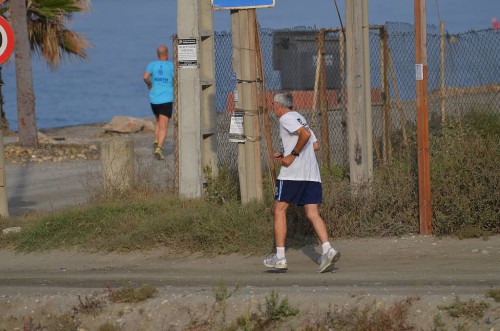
107, 284, 158, 303
23, 314, 80, 331
304, 297, 420, 331
73, 294, 105, 316
97, 323, 122, 331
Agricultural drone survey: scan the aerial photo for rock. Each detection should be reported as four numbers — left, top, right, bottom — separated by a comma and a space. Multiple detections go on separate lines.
142, 120, 155, 132
37, 132, 58, 144
2, 227, 21, 235
103, 116, 154, 133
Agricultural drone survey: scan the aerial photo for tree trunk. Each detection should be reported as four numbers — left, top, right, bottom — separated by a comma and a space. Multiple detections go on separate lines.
10, 0, 38, 147
0, 67, 9, 132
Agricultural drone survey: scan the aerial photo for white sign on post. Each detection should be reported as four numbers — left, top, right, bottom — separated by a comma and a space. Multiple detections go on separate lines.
229, 110, 246, 142
178, 39, 198, 68
415, 64, 424, 81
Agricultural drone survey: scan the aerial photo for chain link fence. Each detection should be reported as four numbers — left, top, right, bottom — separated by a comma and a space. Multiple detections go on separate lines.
212, 22, 499, 173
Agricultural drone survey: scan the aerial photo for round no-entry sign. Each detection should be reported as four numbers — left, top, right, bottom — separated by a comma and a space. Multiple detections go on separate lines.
0, 16, 14, 65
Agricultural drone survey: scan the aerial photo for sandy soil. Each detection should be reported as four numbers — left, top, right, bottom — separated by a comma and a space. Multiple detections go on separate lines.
0, 123, 499, 330
4, 121, 175, 216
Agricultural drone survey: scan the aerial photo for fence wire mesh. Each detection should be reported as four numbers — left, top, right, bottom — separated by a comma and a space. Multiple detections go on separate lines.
213, 22, 499, 172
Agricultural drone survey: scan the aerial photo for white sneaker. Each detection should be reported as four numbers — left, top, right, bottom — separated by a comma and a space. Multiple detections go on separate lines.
317, 248, 340, 273
263, 254, 288, 270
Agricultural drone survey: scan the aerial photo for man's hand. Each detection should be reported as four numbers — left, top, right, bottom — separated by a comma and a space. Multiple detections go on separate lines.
275, 151, 296, 167
280, 154, 296, 167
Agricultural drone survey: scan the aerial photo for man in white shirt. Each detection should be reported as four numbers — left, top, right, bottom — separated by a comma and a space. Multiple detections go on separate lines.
263, 91, 340, 273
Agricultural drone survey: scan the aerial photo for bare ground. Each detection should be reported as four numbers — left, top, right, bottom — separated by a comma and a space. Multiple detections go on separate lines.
1, 123, 499, 330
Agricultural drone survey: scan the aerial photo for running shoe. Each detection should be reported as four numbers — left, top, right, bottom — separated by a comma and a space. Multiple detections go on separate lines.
263, 254, 288, 270
154, 147, 164, 160
317, 248, 341, 273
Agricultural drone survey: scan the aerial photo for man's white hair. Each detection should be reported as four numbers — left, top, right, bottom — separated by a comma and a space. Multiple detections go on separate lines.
273, 92, 293, 109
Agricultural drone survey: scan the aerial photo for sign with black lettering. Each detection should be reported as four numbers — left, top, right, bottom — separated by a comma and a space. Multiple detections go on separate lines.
178, 39, 197, 68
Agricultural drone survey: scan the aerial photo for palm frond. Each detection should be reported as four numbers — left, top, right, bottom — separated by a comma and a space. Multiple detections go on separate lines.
29, 18, 90, 68
24, 0, 91, 68
28, 0, 90, 21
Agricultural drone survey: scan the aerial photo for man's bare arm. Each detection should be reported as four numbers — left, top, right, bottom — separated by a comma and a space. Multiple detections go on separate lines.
280, 127, 311, 167
143, 71, 152, 89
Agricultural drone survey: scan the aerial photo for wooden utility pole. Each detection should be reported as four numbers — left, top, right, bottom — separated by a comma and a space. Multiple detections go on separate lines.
414, 0, 432, 235
317, 29, 331, 165
362, 0, 373, 177
230, 9, 263, 203
380, 27, 391, 163
439, 20, 446, 122
345, 0, 373, 189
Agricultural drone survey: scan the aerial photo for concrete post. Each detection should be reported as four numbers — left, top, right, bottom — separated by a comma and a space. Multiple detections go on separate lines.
199, 0, 218, 174
177, 0, 217, 198
177, 0, 203, 197
100, 138, 134, 193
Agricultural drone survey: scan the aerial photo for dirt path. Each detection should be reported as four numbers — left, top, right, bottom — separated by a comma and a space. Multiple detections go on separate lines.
0, 236, 499, 330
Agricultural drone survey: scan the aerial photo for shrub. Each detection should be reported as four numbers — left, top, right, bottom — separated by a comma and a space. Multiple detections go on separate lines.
431, 115, 499, 236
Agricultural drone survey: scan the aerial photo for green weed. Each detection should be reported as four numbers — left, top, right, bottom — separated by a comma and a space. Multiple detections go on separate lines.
263, 290, 299, 321
212, 279, 239, 303
486, 289, 500, 302
431, 314, 447, 331
438, 296, 490, 319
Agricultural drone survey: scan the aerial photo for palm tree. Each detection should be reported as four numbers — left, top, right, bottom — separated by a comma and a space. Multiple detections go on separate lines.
5, 0, 91, 147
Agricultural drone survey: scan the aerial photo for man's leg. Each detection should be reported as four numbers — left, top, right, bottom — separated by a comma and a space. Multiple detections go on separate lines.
263, 200, 289, 269
274, 200, 289, 247
157, 114, 169, 149
304, 204, 329, 244
304, 204, 340, 272
154, 115, 160, 146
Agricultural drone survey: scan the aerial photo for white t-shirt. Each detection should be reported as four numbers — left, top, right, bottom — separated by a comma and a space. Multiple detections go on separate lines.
277, 111, 321, 183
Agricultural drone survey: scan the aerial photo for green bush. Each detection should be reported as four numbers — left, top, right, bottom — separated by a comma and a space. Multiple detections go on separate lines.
431, 114, 499, 236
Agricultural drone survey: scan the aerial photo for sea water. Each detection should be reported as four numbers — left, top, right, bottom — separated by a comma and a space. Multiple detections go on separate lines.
2, 0, 177, 131
1, 0, 495, 131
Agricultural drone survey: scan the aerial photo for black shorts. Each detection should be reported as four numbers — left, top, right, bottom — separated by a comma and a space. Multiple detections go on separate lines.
150, 102, 173, 118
